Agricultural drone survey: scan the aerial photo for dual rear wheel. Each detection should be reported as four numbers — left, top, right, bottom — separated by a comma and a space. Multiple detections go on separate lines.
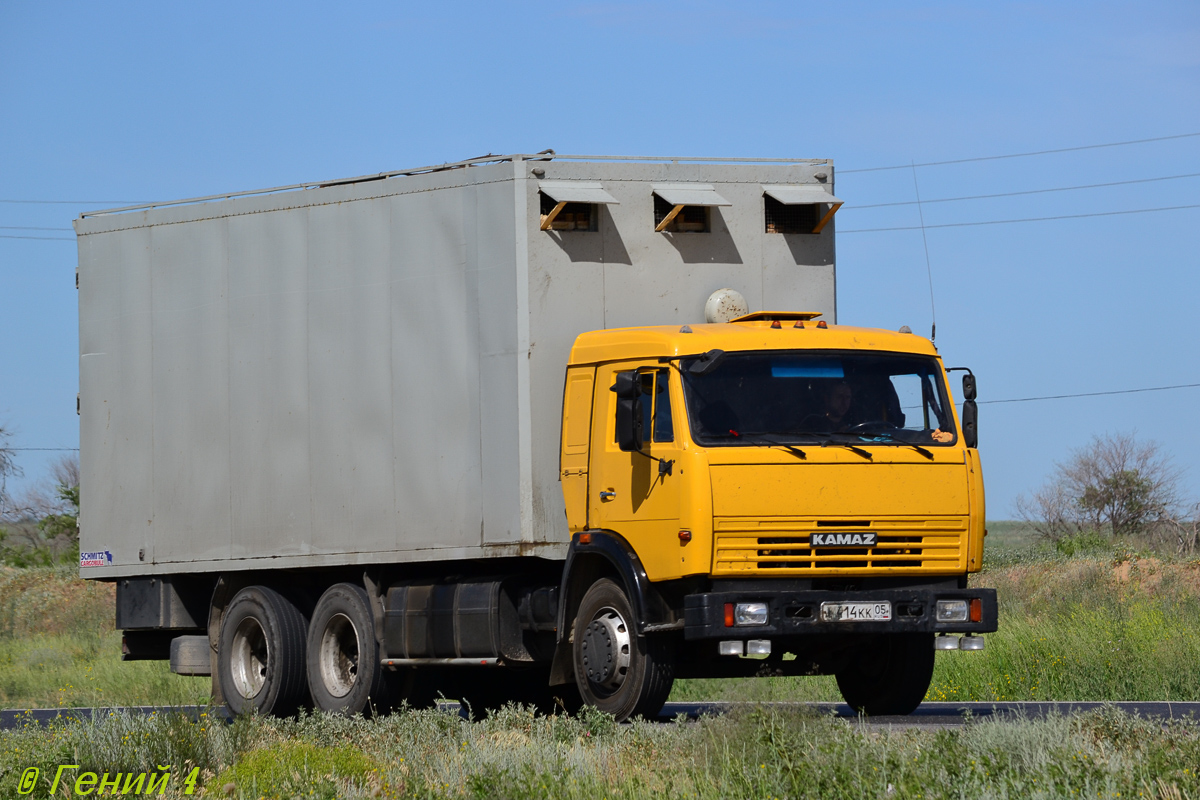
217, 582, 390, 717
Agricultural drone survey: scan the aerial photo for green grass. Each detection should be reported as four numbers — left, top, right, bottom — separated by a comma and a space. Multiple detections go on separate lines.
4, 704, 1200, 798
0, 566, 210, 708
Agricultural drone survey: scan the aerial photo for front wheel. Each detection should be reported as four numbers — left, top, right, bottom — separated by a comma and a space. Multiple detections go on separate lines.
835, 633, 934, 715
572, 578, 674, 721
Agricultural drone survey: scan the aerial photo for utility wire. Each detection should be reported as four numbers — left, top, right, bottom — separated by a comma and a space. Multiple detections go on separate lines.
848, 172, 1200, 210
840, 203, 1200, 233
0, 234, 74, 241
842, 131, 1200, 174
0, 225, 73, 232
7, 448, 79, 452
981, 383, 1200, 405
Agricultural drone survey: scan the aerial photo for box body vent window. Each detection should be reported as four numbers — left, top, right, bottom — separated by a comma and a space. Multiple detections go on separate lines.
762, 185, 843, 234
540, 193, 597, 231
654, 194, 709, 233
537, 180, 618, 231
765, 196, 822, 234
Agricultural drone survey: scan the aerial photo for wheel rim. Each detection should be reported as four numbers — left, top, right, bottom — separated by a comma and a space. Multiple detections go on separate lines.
319, 612, 360, 698
230, 616, 269, 700
580, 605, 631, 695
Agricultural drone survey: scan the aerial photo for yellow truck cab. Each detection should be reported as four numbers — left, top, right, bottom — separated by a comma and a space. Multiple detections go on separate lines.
554, 311, 996, 719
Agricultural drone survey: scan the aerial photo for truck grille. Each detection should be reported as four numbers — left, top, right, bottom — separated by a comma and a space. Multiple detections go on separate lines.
712, 517, 967, 575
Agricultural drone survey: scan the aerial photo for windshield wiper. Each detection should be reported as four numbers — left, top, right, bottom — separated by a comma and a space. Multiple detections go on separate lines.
843, 430, 935, 460
784, 432, 873, 461
730, 432, 807, 460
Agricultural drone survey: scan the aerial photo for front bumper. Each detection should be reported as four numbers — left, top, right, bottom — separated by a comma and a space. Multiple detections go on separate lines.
683, 587, 998, 639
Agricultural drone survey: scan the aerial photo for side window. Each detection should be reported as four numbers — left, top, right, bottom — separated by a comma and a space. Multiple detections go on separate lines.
614, 368, 675, 445
652, 370, 674, 443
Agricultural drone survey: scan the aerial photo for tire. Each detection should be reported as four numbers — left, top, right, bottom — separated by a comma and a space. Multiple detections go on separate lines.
835, 633, 935, 715
572, 578, 674, 722
306, 582, 391, 716
218, 585, 310, 717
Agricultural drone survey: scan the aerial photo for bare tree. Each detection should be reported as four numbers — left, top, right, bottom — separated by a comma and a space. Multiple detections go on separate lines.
0, 423, 21, 517
1020, 433, 1183, 540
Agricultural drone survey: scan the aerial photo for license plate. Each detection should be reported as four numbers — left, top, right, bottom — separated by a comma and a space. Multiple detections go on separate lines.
820, 601, 892, 622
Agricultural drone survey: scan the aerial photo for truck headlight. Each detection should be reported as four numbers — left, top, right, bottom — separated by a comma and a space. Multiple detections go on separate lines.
936, 599, 969, 622
734, 602, 769, 626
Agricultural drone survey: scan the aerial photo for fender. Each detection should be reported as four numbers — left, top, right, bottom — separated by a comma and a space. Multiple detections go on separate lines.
554, 530, 676, 643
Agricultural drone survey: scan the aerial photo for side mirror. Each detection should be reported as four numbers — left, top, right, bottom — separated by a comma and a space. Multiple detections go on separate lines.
961, 373, 976, 401
961, 399, 978, 448
611, 371, 643, 451
687, 349, 727, 376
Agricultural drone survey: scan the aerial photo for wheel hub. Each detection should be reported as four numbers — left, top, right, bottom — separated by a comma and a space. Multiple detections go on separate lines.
318, 612, 360, 698
230, 617, 269, 700
580, 607, 631, 691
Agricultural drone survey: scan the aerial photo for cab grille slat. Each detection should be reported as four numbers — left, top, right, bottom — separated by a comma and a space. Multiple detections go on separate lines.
712, 517, 967, 574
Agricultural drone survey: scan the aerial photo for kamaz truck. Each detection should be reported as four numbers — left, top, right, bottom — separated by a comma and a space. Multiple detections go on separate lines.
75, 153, 996, 721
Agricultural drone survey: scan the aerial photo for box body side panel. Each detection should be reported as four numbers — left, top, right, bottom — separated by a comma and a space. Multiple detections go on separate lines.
79, 167, 529, 577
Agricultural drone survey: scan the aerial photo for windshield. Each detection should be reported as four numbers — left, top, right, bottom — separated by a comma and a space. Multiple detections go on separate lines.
680, 350, 957, 447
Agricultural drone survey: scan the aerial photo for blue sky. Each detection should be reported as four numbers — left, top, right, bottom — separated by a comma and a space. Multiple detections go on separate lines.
1, 1, 1198, 516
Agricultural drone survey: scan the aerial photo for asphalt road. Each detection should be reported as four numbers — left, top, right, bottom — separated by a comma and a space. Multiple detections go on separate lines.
3, 701, 1200, 731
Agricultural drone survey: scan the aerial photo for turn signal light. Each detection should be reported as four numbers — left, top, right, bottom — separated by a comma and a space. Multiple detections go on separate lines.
678, 530, 692, 543
724, 603, 735, 627
970, 598, 982, 623
578, 532, 592, 545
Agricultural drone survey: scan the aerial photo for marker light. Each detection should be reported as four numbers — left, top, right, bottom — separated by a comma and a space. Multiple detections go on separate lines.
816, 320, 828, 329
734, 602, 769, 626
578, 532, 592, 545
770, 320, 781, 329
678, 530, 692, 543
794, 320, 805, 328
936, 599, 969, 622
724, 603, 735, 627
970, 598, 982, 623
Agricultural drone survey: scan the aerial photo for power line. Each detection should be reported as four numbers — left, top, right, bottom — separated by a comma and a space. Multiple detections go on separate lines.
981, 382, 1200, 405
7, 448, 79, 452
847, 172, 1200, 210
840, 203, 1200, 233
0, 234, 74, 241
0, 225, 73, 232
842, 131, 1200, 174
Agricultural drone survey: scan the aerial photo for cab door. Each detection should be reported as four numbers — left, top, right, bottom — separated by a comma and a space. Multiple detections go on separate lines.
589, 364, 683, 577
560, 366, 595, 533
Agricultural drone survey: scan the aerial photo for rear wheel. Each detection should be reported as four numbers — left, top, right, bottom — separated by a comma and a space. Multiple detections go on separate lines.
835, 633, 934, 715
218, 586, 309, 717
572, 578, 674, 721
306, 583, 390, 716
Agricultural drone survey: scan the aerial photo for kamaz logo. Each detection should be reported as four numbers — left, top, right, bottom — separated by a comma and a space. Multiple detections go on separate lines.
811, 533, 877, 547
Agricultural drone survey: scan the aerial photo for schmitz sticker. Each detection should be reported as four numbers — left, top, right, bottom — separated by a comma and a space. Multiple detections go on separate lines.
810, 532, 877, 547
80, 550, 113, 567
